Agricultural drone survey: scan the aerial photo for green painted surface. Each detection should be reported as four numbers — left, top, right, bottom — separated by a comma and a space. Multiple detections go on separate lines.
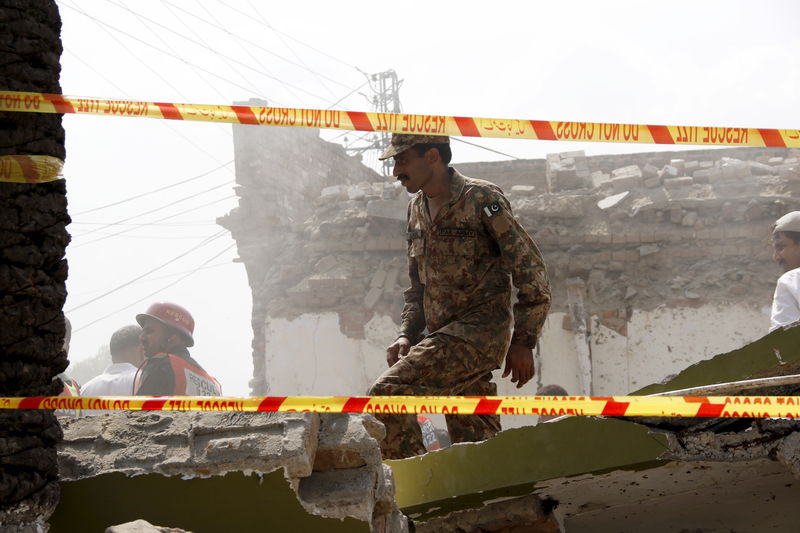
390, 326, 800, 513
635, 324, 800, 395
49, 470, 369, 533
389, 416, 667, 509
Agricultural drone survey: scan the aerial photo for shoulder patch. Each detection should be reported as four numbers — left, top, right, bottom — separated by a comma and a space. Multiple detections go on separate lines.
482, 201, 502, 218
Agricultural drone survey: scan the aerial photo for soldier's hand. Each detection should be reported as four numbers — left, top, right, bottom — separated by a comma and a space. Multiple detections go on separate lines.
386, 336, 411, 367
502, 344, 534, 389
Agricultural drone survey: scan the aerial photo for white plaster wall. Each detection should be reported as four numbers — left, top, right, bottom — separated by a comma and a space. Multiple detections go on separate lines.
262, 304, 771, 432
593, 304, 770, 394
263, 312, 394, 396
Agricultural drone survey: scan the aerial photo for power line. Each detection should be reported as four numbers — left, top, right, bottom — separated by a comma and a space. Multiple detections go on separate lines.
73, 241, 238, 334
212, 0, 362, 74
451, 137, 521, 160
71, 220, 220, 227
69, 260, 235, 299
162, 0, 303, 104
58, 1, 292, 104
71, 180, 234, 241
97, 0, 334, 105
60, 0, 243, 167
147, 0, 265, 100
72, 160, 233, 216
118, 0, 238, 103
71, 194, 236, 248
162, 0, 354, 94
67, 229, 228, 313
245, 0, 337, 100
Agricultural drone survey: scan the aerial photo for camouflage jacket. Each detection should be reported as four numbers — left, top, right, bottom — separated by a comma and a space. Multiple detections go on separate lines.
399, 168, 551, 358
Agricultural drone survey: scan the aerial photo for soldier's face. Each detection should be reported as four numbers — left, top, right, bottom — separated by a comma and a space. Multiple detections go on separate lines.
773, 233, 800, 272
392, 148, 433, 194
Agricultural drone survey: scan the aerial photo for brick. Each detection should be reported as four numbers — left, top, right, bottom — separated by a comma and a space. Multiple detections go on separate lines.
611, 174, 643, 192
611, 251, 627, 261
663, 176, 694, 189
593, 251, 612, 263
644, 176, 661, 188
612, 233, 626, 244
642, 163, 659, 179
639, 244, 660, 256
693, 169, 711, 183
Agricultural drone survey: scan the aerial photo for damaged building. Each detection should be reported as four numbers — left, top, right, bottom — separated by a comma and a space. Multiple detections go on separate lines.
220, 112, 800, 425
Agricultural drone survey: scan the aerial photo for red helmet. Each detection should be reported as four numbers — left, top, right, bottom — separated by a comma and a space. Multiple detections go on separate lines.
136, 302, 195, 347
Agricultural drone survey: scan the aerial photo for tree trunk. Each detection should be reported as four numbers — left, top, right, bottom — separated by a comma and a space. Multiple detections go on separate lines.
0, 1, 69, 529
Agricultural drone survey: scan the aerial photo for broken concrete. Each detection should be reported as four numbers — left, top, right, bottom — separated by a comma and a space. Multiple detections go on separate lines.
55, 412, 407, 532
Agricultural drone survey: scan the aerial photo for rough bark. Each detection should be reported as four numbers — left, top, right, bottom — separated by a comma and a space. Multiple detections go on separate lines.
0, 0, 68, 529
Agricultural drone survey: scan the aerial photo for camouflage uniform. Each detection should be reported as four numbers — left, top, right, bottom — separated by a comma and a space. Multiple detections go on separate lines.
369, 167, 551, 459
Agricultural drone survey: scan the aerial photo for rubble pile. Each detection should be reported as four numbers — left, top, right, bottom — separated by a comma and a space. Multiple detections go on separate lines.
57, 412, 407, 532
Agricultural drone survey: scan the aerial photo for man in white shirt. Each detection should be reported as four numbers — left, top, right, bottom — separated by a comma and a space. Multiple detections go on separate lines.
81, 325, 144, 415
770, 211, 800, 331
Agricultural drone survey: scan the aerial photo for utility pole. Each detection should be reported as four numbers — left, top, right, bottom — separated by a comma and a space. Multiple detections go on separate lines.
345, 69, 402, 176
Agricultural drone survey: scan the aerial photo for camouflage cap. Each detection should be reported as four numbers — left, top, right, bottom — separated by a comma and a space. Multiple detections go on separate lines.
775, 211, 800, 233
378, 134, 450, 160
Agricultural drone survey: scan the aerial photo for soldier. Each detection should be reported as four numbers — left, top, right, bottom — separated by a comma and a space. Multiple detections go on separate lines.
368, 134, 551, 459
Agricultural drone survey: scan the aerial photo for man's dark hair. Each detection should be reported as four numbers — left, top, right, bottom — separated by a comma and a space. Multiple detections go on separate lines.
412, 143, 452, 165
110, 324, 142, 358
774, 230, 800, 244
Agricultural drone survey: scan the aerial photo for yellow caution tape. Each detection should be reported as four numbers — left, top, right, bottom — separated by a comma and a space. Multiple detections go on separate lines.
1, 91, 798, 148
3, 395, 800, 418
0, 155, 63, 183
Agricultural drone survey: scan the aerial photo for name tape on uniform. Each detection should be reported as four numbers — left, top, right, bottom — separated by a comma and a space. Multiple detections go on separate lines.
4, 395, 800, 418
1, 91, 798, 148
0, 155, 63, 183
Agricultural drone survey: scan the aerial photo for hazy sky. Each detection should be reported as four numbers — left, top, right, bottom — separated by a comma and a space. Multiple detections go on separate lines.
55, 0, 800, 395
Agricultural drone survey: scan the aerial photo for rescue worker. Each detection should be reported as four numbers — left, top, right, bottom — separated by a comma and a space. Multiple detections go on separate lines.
368, 134, 551, 459
134, 302, 221, 396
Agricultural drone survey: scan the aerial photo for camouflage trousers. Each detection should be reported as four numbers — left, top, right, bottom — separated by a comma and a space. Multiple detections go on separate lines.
368, 333, 503, 460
